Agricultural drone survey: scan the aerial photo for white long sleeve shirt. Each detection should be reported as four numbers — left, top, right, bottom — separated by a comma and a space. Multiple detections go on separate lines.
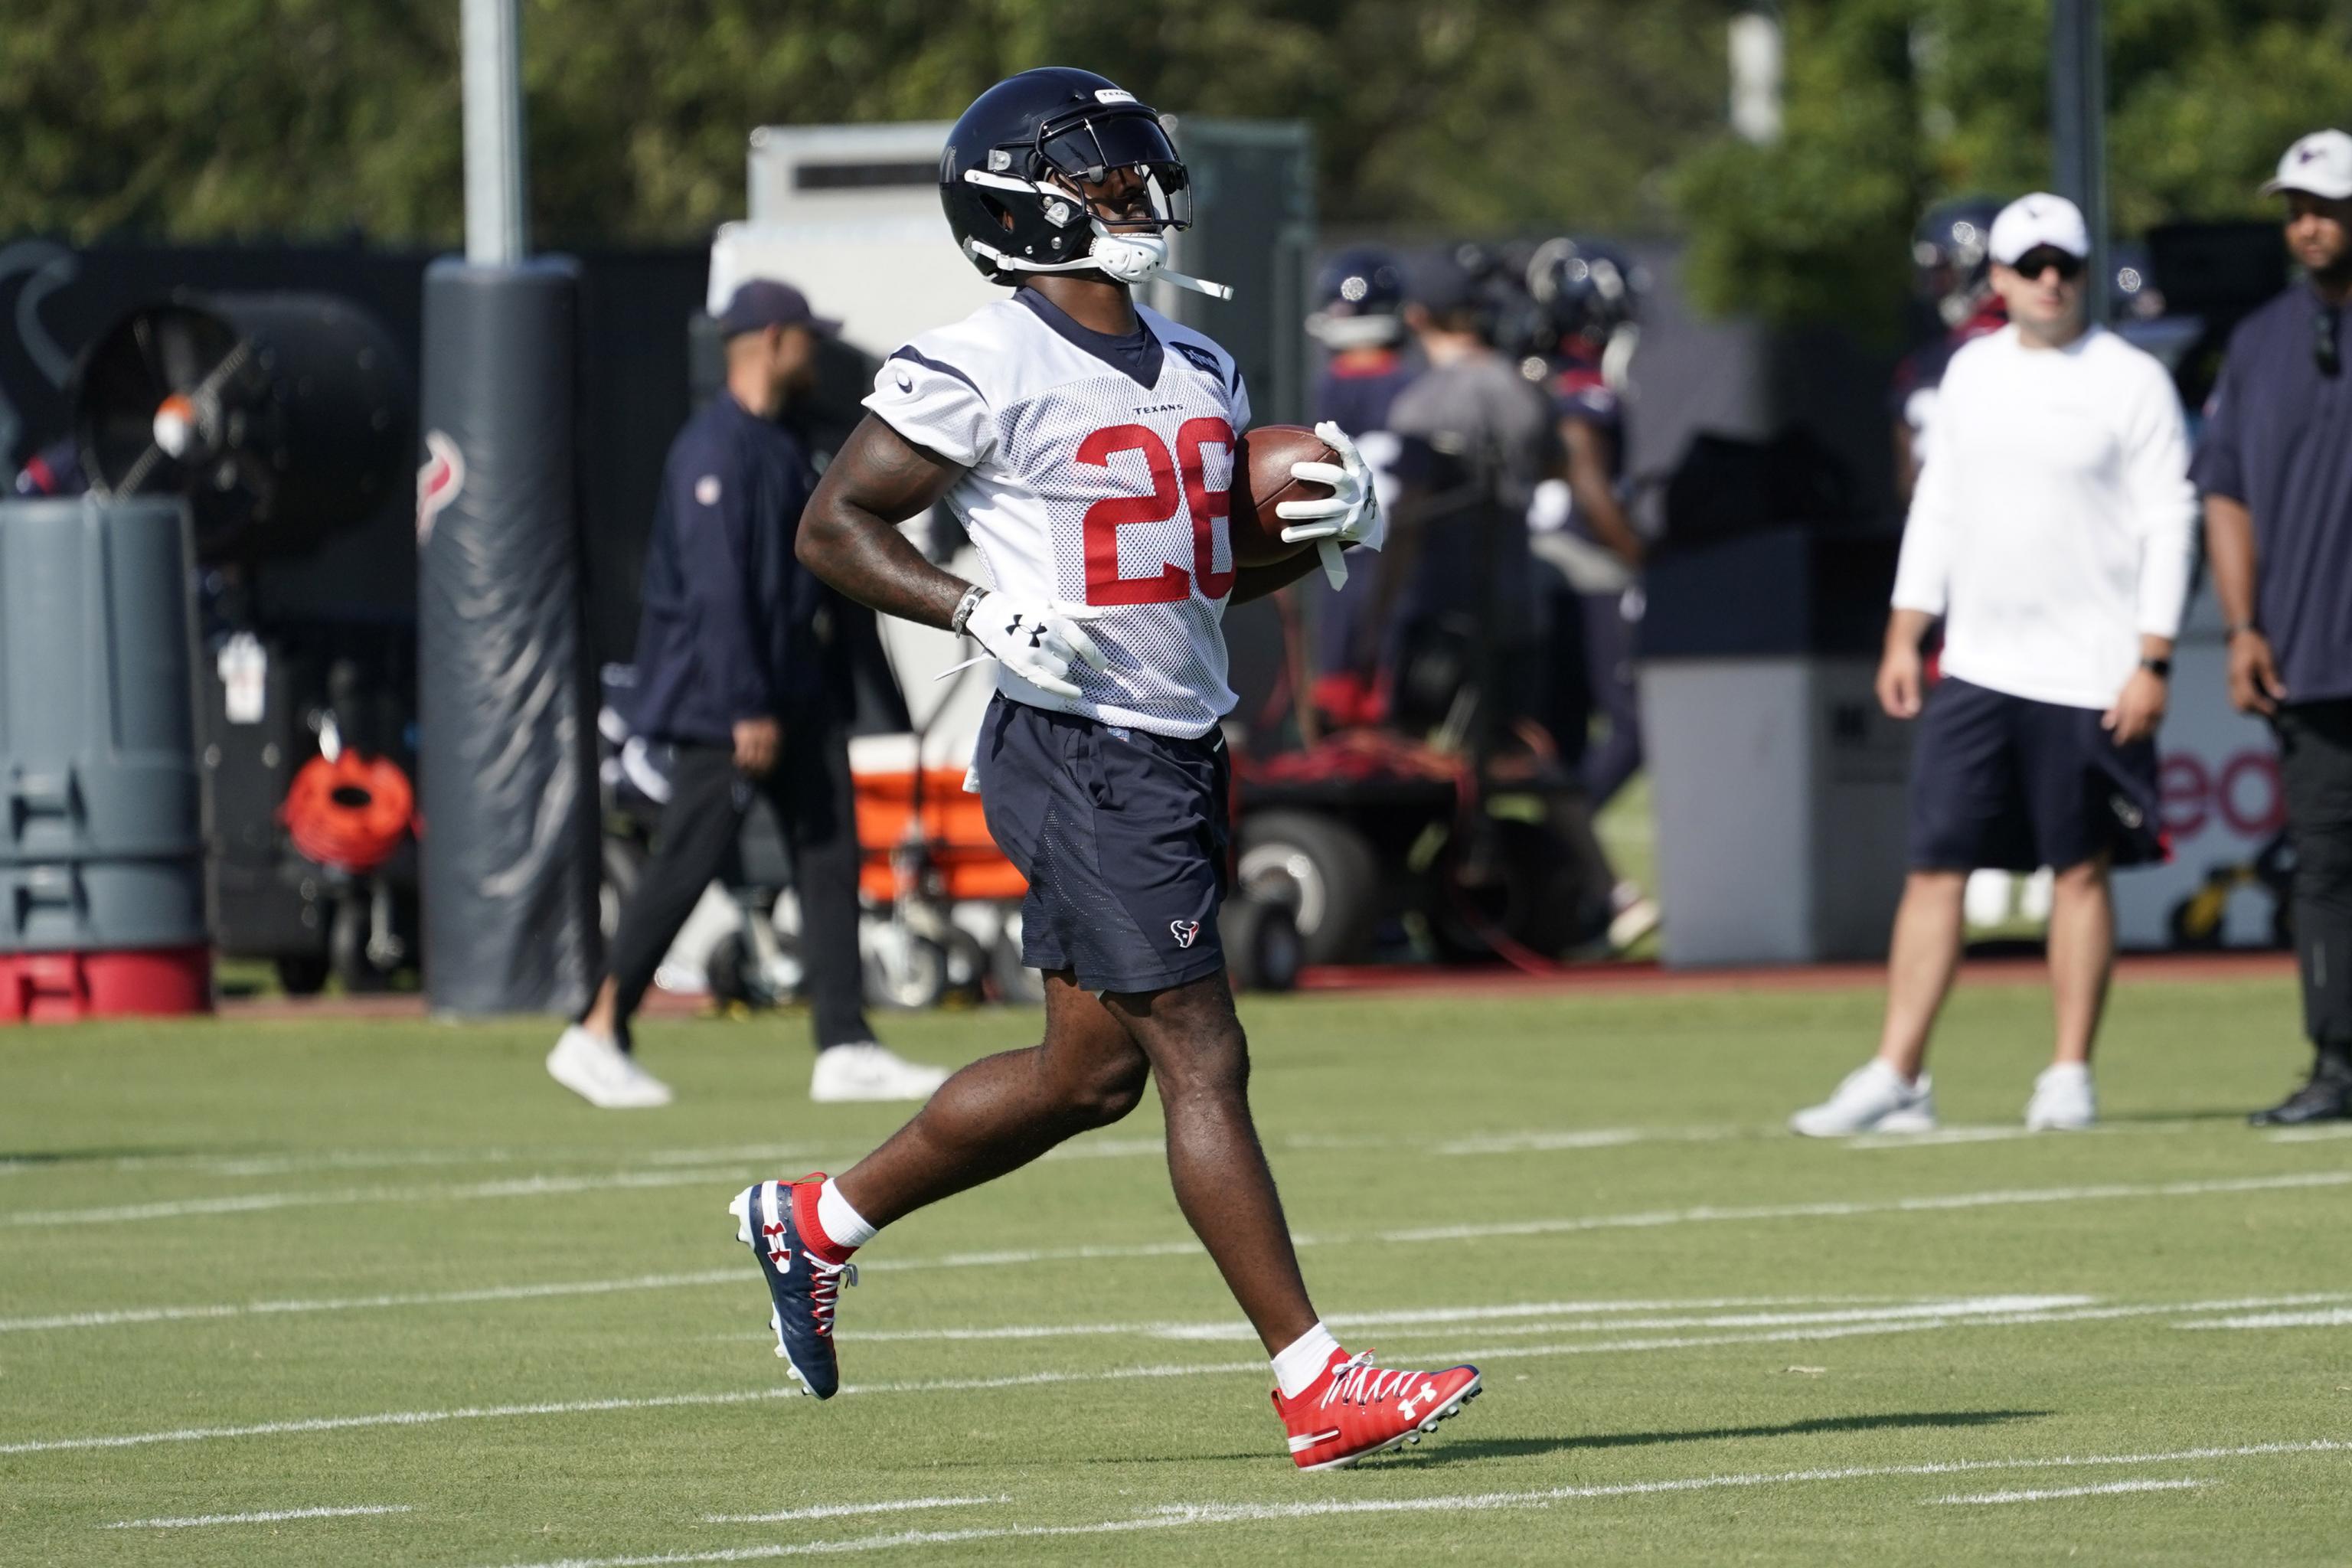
1890, 323, 2196, 710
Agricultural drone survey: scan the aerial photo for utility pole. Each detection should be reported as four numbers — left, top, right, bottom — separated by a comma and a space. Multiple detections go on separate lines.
461, 0, 528, 265
2049, 0, 2109, 322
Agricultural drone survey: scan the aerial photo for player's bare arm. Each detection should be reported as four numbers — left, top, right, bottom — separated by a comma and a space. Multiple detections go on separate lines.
795, 414, 969, 629
1562, 418, 1643, 568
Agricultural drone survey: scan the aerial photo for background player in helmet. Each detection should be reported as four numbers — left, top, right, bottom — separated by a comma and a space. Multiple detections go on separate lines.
1304, 246, 1413, 727
1893, 196, 2011, 503
1524, 240, 1656, 942
725, 68, 1480, 1471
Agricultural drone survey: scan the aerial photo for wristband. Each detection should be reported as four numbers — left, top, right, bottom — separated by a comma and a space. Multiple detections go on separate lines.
949, 583, 985, 636
2140, 656, 2172, 678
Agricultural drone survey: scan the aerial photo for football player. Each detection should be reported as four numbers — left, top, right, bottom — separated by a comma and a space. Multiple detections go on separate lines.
725, 68, 1480, 1470
1891, 196, 2010, 502
1304, 247, 1412, 726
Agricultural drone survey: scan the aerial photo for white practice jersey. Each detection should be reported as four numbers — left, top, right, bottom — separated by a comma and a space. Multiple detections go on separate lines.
862, 289, 1251, 738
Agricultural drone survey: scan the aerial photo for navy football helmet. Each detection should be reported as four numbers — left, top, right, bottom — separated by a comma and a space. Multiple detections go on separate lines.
1913, 196, 2005, 327
1306, 247, 1407, 348
1525, 237, 1642, 358
939, 67, 1226, 298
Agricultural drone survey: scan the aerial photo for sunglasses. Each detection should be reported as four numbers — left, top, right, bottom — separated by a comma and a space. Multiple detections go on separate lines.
2009, 248, 2086, 283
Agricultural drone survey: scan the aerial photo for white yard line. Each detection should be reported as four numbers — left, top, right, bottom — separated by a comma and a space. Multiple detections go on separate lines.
2264, 1124, 2352, 1143
476, 1442, 2344, 1567
1429, 1127, 1740, 1155
0, 1143, 837, 1180
102, 1504, 411, 1530
0, 1269, 746, 1334
10, 1165, 2347, 1328
840, 1296, 1926, 1345
33, 1161, 2325, 1235
14, 1291, 2346, 1458
702, 1498, 1008, 1525
2, 1166, 755, 1227
1423, 1291, 2352, 1360
2175, 1306, 2352, 1330
1364, 1169, 2352, 1244
1929, 1478, 2205, 1505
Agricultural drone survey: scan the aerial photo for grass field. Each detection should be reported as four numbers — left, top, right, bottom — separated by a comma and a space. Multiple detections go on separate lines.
4, 975, 2349, 1566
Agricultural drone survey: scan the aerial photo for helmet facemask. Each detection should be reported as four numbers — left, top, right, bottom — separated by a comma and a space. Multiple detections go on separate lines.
957, 105, 1229, 299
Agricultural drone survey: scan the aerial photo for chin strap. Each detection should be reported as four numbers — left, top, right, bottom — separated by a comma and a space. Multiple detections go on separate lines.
961, 172, 1233, 299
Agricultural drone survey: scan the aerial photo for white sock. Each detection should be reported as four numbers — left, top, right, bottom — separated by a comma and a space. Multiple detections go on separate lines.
815, 1179, 877, 1252
1271, 1321, 1342, 1400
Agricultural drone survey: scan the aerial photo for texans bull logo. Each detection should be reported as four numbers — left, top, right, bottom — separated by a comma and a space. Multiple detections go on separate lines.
1170, 919, 1200, 949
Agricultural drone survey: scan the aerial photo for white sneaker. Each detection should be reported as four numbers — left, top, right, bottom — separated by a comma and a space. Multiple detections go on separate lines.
2024, 1062, 2096, 1131
1790, 1059, 1937, 1137
547, 1024, 674, 1109
810, 1042, 950, 1103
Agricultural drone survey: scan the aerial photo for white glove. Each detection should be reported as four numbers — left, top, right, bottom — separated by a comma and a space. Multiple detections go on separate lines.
1276, 420, 1386, 552
1276, 420, 1383, 590
968, 590, 1107, 701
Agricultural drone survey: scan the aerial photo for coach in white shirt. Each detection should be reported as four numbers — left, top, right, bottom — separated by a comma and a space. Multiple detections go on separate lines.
1793, 193, 2196, 1137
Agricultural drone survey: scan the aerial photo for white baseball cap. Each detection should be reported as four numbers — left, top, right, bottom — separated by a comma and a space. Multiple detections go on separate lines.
1988, 193, 2090, 265
2262, 129, 2352, 200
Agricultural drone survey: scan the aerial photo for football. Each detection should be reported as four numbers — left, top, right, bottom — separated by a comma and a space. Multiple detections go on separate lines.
1230, 423, 1338, 568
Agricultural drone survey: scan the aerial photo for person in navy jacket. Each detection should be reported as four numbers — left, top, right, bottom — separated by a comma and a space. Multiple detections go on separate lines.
549, 281, 948, 1109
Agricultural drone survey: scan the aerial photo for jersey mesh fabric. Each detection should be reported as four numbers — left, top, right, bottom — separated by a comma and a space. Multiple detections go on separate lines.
865, 299, 1250, 739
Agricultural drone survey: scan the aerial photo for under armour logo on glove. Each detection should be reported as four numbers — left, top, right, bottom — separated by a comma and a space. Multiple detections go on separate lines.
1170, 919, 1200, 948
963, 590, 1108, 701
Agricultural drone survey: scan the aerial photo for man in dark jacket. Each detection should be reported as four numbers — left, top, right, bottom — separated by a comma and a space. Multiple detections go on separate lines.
2196, 130, 2352, 1125
549, 281, 947, 1108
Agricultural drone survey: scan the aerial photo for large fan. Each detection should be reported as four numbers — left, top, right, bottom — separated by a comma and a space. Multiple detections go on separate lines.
73, 294, 412, 564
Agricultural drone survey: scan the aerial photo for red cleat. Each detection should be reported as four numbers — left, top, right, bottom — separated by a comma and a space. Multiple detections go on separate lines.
1272, 1348, 1482, 1470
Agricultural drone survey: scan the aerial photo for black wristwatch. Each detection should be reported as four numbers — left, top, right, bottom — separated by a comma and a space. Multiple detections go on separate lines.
2140, 655, 2172, 678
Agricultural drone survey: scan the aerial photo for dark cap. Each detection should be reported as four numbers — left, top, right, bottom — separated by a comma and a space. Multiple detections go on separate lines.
1408, 251, 1479, 315
717, 279, 841, 339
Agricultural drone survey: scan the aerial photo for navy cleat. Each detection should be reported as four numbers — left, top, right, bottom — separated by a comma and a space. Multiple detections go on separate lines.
728, 1174, 857, 1399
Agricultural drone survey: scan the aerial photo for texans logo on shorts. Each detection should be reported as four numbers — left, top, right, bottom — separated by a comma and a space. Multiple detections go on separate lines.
1170, 919, 1200, 949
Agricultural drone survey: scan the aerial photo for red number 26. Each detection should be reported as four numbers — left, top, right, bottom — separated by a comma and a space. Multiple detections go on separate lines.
1076, 419, 1235, 606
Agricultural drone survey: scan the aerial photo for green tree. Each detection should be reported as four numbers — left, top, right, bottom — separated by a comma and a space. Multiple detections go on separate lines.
1672, 0, 2352, 332
0, 0, 1727, 245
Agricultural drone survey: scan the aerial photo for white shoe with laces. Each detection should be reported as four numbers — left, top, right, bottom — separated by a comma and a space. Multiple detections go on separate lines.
809, 1042, 950, 1103
1790, 1058, 1936, 1137
2024, 1062, 2096, 1131
546, 1024, 673, 1109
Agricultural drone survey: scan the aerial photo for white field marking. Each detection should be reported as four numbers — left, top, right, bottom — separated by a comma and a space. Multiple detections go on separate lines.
2176, 1306, 2352, 1330
702, 1497, 1008, 1525
1348, 1296, 2089, 1342
835, 1295, 1919, 1345
0, 1269, 746, 1334
2265, 1123, 2352, 1143
2, 1165, 760, 1227
102, 1504, 411, 1529
1429, 1126, 1739, 1155
1364, 1168, 2352, 1244
475, 1442, 2345, 1567
12, 1162, 2351, 1323
1929, 1478, 2206, 1505
0, 1142, 838, 1180
1419, 1292, 2352, 1361
18, 1292, 2347, 1458
1844, 1125, 2058, 1149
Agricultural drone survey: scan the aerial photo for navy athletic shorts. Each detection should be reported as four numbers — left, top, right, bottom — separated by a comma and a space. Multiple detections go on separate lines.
973, 694, 1230, 994
1908, 676, 2165, 873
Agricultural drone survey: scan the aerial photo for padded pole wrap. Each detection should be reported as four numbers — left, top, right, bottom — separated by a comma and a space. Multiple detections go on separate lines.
416, 257, 599, 1014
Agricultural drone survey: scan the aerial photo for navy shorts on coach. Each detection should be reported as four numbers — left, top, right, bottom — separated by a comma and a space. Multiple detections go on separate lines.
973, 695, 1230, 993
1909, 677, 2165, 873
